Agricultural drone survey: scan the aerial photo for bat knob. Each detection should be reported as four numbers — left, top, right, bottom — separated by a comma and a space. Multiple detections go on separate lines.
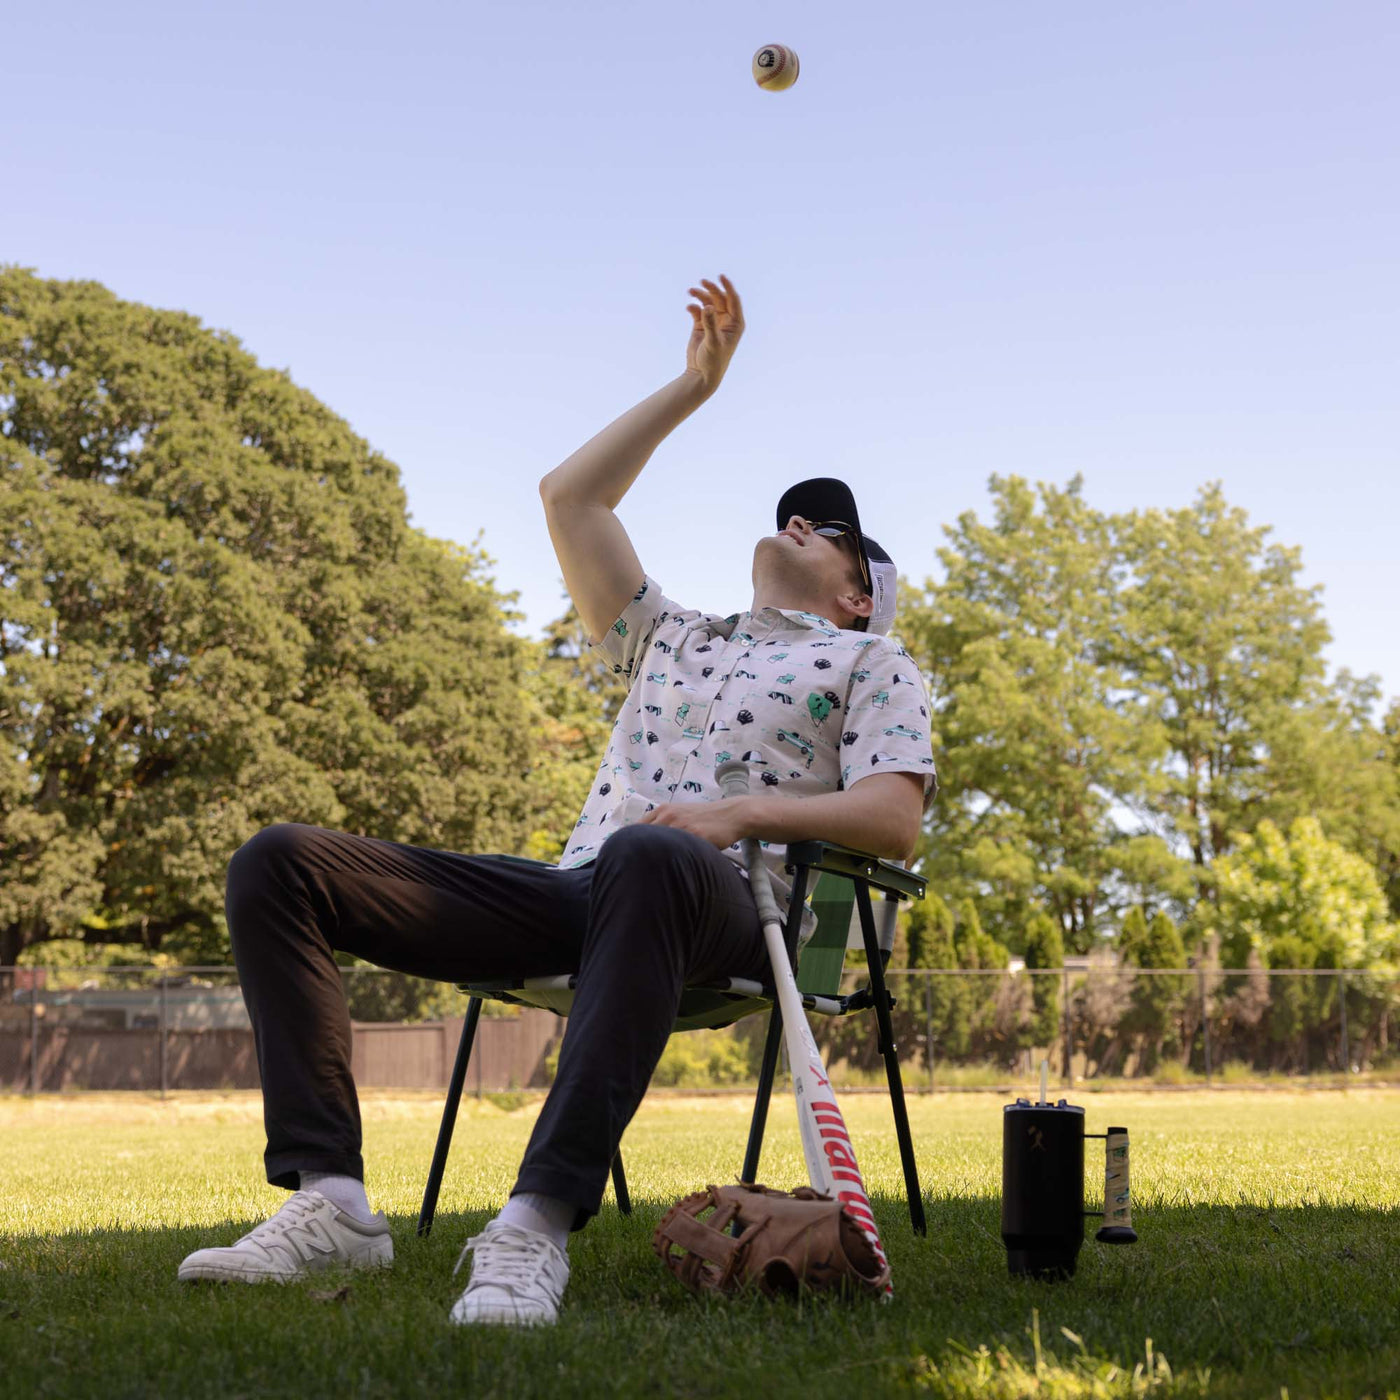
1095, 1225, 1138, 1244
716, 759, 751, 799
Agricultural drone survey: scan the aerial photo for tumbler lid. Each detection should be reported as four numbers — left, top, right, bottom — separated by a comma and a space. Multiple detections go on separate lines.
1005, 1097, 1084, 1115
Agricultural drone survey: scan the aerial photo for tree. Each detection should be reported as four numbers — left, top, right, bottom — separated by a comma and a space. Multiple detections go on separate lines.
1257, 673, 1400, 884
904, 890, 954, 969
1382, 701, 1400, 917
1211, 817, 1396, 971
517, 599, 628, 863
0, 268, 551, 965
1114, 486, 1332, 878
955, 896, 1008, 973
1208, 817, 1398, 1069
899, 476, 1179, 953
954, 896, 1024, 1065
1117, 907, 1188, 1072
1021, 908, 1064, 1051
902, 892, 971, 1064
1263, 933, 1321, 1072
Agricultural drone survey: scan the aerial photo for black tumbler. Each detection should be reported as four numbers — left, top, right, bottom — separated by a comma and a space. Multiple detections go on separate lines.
1002, 1098, 1087, 1278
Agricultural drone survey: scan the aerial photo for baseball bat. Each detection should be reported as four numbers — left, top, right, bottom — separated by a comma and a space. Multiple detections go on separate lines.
715, 759, 892, 1293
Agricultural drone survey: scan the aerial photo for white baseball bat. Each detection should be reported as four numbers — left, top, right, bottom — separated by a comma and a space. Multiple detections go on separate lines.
715, 758, 892, 1293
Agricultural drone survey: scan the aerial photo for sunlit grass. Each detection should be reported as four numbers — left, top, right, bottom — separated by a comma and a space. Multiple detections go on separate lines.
1, 1089, 1397, 1398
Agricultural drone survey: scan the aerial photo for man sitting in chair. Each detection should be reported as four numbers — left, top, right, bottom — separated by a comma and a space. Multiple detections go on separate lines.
177, 274, 936, 1326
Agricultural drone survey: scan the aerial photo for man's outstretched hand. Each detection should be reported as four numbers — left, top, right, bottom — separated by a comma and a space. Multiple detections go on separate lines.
683, 274, 745, 396
636, 796, 755, 851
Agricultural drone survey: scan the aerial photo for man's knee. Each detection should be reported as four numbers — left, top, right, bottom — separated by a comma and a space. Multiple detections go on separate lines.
228, 823, 318, 884
589, 825, 720, 956
225, 824, 320, 941
594, 822, 704, 878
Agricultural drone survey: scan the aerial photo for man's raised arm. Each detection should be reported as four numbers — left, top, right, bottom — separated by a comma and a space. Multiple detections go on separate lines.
538, 274, 745, 644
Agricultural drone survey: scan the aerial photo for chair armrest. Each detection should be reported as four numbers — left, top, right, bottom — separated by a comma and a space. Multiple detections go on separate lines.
784, 840, 926, 901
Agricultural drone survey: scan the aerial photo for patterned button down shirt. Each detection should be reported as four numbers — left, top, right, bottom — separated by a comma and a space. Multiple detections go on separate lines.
558, 576, 937, 944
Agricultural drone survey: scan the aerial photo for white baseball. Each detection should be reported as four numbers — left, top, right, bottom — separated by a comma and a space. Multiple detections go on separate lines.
752, 44, 800, 92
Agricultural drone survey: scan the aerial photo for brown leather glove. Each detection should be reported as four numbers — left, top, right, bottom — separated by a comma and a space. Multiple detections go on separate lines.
653, 1182, 889, 1300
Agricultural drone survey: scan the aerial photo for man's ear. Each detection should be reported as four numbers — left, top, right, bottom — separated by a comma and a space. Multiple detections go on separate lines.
837, 589, 874, 623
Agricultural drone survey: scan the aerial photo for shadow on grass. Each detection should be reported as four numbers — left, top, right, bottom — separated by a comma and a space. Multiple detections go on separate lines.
0, 1196, 1397, 1399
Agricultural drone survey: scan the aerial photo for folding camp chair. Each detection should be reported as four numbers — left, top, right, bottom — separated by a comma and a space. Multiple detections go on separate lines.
416, 839, 928, 1237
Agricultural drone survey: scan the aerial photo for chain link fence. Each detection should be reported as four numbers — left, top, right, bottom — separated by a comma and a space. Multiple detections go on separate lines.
2, 964, 1396, 1094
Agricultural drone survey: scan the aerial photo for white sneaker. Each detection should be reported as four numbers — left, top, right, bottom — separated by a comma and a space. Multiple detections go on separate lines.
177, 1190, 393, 1284
448, 1219, 569, 1327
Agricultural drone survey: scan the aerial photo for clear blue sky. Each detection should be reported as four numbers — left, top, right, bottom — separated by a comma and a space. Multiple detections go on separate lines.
10, 0, 1398, 702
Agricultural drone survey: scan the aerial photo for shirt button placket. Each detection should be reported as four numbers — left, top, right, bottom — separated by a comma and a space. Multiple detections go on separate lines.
681, 617, 771, 787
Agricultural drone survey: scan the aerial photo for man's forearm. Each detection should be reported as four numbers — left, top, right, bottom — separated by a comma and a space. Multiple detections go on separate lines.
740, 790, 915, 864
539, 372, 711, 509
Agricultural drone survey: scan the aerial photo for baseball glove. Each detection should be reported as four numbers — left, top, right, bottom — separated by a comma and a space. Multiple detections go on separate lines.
653, 1182, 889, 1300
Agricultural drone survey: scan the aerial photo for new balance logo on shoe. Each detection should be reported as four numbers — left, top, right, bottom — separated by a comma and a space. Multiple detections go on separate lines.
288, 1217, 343, 1264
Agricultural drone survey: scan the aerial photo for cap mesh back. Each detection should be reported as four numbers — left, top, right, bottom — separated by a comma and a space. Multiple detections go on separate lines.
867, 558, 897, 634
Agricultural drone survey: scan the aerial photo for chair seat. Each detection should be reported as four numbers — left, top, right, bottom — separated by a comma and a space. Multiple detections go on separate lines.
456, 975, 847, 1030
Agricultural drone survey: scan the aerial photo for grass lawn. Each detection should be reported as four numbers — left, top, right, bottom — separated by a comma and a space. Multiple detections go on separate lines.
1, 1088, 1397, 1399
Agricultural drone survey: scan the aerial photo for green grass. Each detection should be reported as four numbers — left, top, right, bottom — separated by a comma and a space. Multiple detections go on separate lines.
1, 1090, 1398, 1399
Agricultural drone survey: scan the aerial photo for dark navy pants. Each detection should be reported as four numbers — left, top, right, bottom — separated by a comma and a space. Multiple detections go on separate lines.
224, 822, 768, 1226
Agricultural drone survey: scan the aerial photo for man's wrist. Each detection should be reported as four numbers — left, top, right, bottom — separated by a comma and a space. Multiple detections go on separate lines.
678, 368, 718, 404
739, 793, 779, 843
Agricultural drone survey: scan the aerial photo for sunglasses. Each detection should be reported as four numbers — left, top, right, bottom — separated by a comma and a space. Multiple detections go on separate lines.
808, 521, 871, 591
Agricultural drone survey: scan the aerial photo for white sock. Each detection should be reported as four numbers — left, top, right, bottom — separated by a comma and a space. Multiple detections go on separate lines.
496, 1192, 573, 1253
300, 1171, 373, 1222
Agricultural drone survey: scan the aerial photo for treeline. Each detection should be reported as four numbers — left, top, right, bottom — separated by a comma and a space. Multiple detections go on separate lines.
2, 271, 1398, 1019
822, 891, 1393, 1078
892, 477, 1399, 973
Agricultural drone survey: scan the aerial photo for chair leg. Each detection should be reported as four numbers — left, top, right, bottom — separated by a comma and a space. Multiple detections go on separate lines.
880, 1016, 926, 1236
741, 1003, 784, 1183
418, 997, 483, 1237
611, 1150, 631, 1215
854, 883, 927, 1236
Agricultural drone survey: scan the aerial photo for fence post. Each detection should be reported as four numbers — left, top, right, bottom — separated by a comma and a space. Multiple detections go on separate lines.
1061, 967, 1072, 1089
924, 977, 934, 1091
1338, 969, 1350, 1077
1199, 966, 1213, 1087
159, 972, 168, 1099
28, 972, 39, 1096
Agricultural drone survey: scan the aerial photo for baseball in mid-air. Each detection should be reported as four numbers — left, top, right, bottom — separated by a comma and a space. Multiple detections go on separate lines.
752, 44, 799, 92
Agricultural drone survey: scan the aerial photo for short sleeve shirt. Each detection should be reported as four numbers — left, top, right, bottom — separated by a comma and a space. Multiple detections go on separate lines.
557, 576, 937, 944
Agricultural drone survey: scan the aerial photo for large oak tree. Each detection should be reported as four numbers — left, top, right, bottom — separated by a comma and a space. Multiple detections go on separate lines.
1, 269, 548, 964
